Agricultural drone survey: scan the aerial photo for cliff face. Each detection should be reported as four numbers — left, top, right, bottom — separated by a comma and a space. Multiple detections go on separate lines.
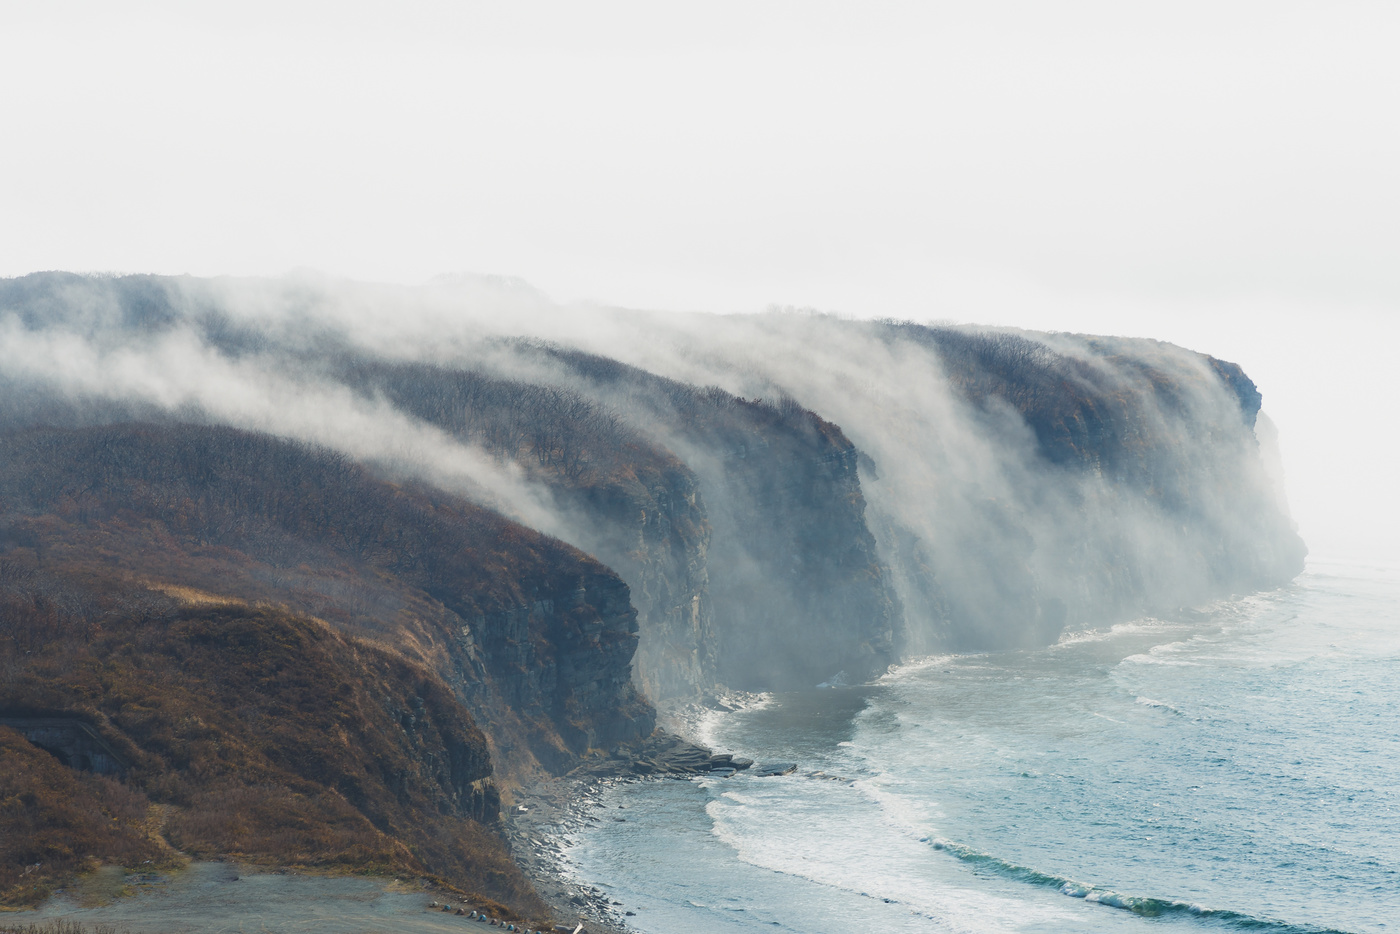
331, 359, 717, 701
565, 466, 714, 700
511, 312, 1305, 659
862, 323, 1308, 647
0, 570, 542, 915
523, 348, 902, 691
341, 347, 903, 694
670, 403, 897, 689
0, 273, 1313, 920
0, 272, 1306, 684
0, 423, 654, 778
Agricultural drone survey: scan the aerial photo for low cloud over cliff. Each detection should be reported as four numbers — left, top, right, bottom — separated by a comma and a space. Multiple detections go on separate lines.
1, 272, 1304, 692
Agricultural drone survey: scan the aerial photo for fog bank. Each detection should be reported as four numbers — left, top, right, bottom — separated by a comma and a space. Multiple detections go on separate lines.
0, 272, 1306, 690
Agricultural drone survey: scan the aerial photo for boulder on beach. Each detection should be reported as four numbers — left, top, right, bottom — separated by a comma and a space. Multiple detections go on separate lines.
753, 762, 798, 776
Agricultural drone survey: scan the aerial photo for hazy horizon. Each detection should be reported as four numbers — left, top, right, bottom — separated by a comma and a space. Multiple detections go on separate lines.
2, 1, 1396, 559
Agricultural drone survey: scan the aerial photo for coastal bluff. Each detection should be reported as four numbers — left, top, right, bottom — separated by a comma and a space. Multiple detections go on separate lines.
0, 272, 1305, 924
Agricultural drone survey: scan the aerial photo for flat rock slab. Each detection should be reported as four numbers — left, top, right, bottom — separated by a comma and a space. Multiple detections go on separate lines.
6, 863, 536, 934
752, 762, 798, 776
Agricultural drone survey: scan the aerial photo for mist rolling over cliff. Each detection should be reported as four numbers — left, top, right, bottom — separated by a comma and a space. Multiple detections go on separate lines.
0, 268, 1317, 925
0, 272, 1303, 697
6, 4, 1395, 928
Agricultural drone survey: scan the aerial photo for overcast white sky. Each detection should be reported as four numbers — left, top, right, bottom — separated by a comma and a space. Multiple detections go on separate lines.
1, 1, 1397, 558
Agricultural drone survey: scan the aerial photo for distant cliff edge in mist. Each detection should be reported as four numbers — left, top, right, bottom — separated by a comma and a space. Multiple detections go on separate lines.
0, 272, 1305, 913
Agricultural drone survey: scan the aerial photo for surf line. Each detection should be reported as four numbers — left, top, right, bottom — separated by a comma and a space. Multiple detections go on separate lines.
923, 837, 1356, 934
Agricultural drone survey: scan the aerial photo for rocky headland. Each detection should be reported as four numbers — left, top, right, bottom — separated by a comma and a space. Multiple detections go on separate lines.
0, 272, 1306, 927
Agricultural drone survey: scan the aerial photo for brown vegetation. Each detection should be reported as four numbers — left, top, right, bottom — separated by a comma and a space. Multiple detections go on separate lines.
0, 920, 122, 934
0, 422, 653, 778
0, 726, 173, 908
0, 576, 544, 916
0, 421, 663, 920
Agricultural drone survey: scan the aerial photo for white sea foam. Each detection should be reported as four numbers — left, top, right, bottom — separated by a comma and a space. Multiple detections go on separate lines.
703, 781, 1074, 932
1120, 652, 1197, 667
1055, 627, 1110, 645
878, 654, 962, 682
657, 690, 773, 751
569, 563, 1400, 934
1134, 696, 1185, 715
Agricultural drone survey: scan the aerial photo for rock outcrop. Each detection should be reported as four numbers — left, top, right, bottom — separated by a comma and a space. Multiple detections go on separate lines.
507, 347, 901, 690
0, 422, 654, 778
329, 359, 718, 702
0, 272, 1312, 918
863, 323, 1308, 646
0, 577, 541, 915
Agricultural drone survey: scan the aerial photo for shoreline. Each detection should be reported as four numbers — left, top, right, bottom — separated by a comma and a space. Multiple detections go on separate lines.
502, 694, 772, 934
503, 772, 639, 934
504, 732, 727, 934
0, 719, 745, 934
0, 862, 531, 934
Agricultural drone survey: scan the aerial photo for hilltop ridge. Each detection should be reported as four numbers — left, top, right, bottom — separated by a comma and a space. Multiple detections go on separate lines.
0, 272, 1305, 918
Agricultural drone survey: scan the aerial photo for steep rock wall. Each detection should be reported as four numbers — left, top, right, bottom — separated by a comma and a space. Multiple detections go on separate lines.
0, 422, 655, 778
560, 468, 714, 700
865, 323, 1308, 646
332, 360, 717, 701
0, 274, 1307, 690
698, 418, 897, 688
0, 570, 544, 915
520, 348, 902, 690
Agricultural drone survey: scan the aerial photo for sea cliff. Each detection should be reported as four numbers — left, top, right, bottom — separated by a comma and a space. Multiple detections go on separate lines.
0, 272, 1306, 920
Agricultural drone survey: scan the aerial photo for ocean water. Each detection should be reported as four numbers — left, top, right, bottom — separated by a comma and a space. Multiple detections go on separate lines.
565, 559, 1400, 933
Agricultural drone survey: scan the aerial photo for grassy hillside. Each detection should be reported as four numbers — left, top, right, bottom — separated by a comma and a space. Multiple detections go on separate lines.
0, 420, 662, 919
0, 569, 542, 916
0, 422, 653, 775
0, 722, 172, 909
332, 356, 719, 699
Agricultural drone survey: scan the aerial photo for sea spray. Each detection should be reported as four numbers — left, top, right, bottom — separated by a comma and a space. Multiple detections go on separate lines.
568, 562, 1399, 934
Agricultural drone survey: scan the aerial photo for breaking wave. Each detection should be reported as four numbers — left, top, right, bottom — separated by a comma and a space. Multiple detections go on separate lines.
924, 837, 1357, 933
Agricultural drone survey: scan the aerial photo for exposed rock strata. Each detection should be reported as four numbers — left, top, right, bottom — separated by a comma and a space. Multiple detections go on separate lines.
0, 273, 1311, 917
0, 422, 654, 778
504, 346, 903, 690
863, 323, 1308, 646
328, 359, 718, 701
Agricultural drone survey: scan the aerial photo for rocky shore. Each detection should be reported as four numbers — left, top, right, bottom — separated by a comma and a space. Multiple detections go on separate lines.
503, 728, 780, 934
